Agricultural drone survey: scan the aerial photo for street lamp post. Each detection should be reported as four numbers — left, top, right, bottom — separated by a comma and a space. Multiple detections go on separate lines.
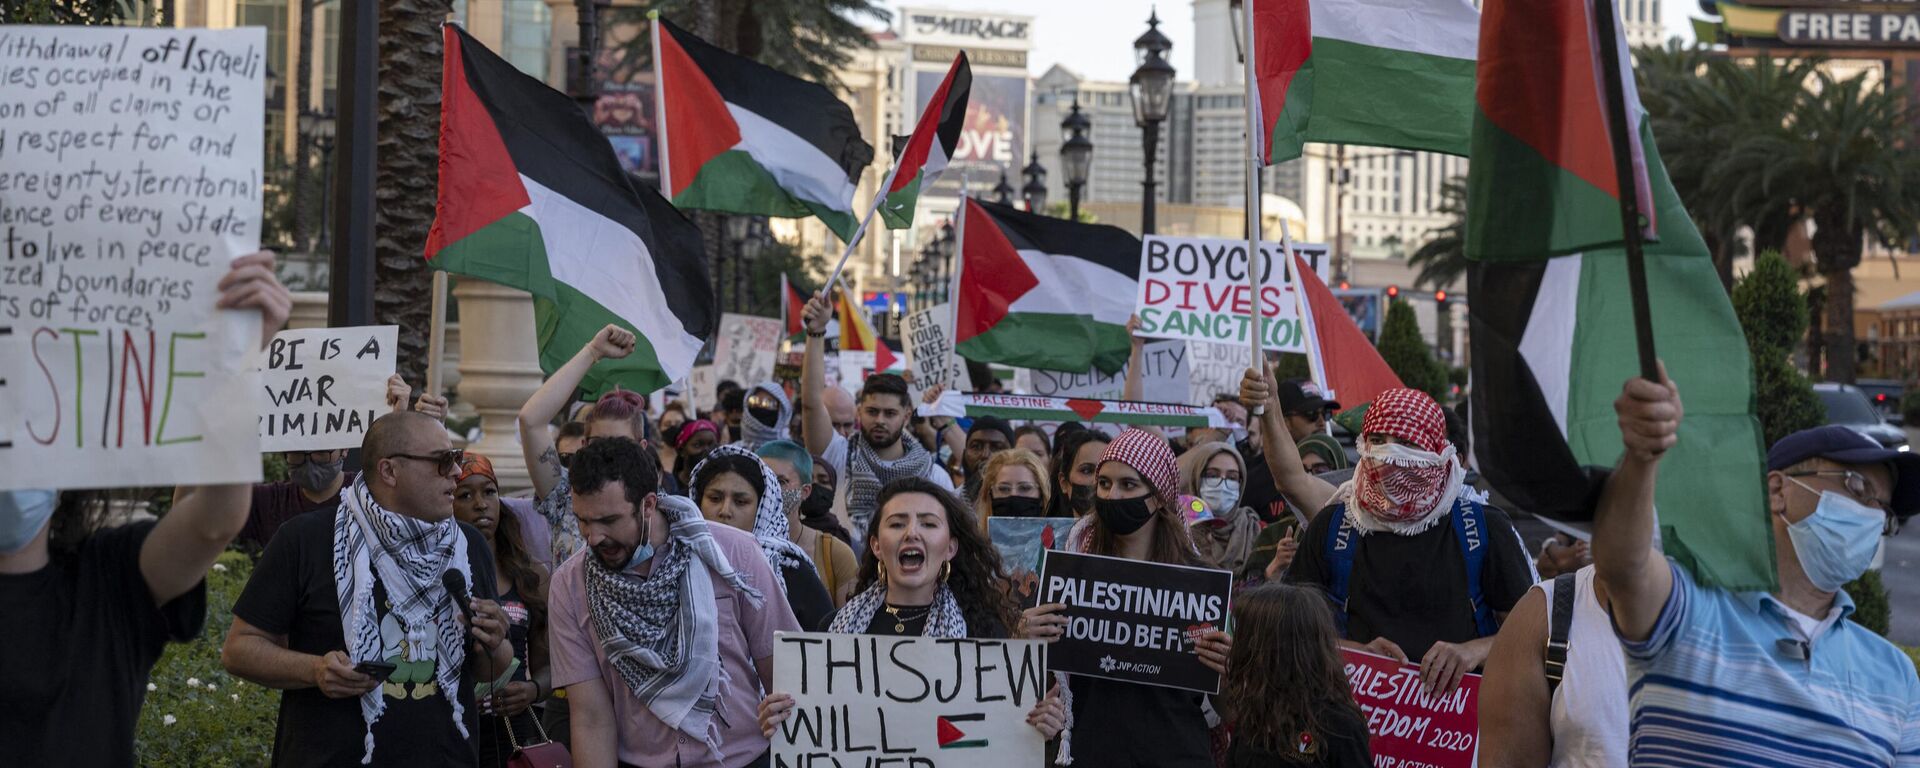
1130, 10, 1175, 236
299, 109, 338, 256
724, 215, 749, 312
1022, 151, 1049, 214
1059, 97, 1092, 221
739, 222, 762, 315
992, 170, 1016, 207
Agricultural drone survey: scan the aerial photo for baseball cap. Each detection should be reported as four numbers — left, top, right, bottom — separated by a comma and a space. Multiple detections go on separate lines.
1767, 425, 1920, 517
1277, 379, 1341, 417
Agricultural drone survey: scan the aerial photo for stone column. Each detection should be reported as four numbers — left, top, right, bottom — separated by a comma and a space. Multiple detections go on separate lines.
288, 291, 330, 330
453, 279, 545, 493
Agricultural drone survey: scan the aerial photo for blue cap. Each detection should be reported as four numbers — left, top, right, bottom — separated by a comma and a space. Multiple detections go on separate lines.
1767, 425, 1920, 517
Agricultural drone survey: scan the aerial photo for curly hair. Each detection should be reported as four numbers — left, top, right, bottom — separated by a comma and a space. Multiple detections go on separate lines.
972, 448, 1052, 531
1224, 583, 1367, 760
854, 478, 1019, 636
569, 437, 658, 504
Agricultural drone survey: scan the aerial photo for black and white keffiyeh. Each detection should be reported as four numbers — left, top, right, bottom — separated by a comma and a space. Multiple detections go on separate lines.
737, 381, 792, 451
333, 478, 471, 764
829, 581, 968, 637
691, 444, 813, 584
846, 431, 935, 533
583, 494, 763, 757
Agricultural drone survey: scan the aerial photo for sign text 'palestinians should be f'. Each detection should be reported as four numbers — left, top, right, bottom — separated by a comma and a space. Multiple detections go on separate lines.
1038, 550, 1232, 693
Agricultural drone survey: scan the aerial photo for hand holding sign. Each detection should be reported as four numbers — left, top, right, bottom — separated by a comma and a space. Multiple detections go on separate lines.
1420, 638, 1492, 698
216, 252, 292, 350
1019, 602, 1068, 641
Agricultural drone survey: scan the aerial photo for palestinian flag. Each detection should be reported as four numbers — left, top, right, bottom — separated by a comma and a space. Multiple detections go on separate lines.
426, 24, 713, 396
1252, 0, 1479, 164
954, 199, 1137, 374
834, 289, 897, 371
881, 53, 970, 229
958, 393, 1220, 428
1291, 252, 1402, 407
653, 17, 873, 241
1467, 1, 1769, 591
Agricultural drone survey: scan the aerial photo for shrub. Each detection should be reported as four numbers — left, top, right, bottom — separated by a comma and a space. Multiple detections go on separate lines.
1752, 354, 1826, 446
1734, 252, 1825, 445
1845, 569, 1891, 637
135, 550, 276, 766
1902, 391, 1920, 426
1377, 299, 1447, 400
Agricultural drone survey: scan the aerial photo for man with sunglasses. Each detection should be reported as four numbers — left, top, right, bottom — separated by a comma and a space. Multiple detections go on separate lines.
225, 411, 516, 767
1597, 372, 1920, 767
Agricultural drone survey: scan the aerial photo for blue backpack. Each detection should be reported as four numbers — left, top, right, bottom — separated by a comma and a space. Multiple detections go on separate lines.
1323, 496, 1499, 639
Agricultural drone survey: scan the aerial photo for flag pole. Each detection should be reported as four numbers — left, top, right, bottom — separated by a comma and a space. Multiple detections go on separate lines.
824, 128, 914, 297
649, 12, 672, 198
425, 270, 448, 398
1241, 0, 1267, 415
1591, 0, 1659, 381
1280, 219, 1329, 395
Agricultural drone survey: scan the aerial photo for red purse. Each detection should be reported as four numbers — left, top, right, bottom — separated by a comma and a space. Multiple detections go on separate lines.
504, 714, 573, 768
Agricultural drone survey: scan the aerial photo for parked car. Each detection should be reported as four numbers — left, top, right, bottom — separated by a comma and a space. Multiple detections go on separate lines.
1856, 378, 1906, 425
1813, 382, 1910, 451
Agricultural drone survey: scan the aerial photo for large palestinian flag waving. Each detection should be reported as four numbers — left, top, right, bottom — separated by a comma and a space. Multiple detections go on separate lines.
426, 24, 714, 396
881, 53, 970, 229
653, 17, 873, 241
954, 199, 1137, 374
1466, 1, 1768, 591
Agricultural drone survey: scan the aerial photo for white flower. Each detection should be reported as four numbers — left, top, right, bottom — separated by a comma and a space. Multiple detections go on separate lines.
212, 563, 228, 573
146, 683, 156, 692
205, 683, 218, 691
186, 677, 201, 687
162, 715, 177, 726
230, 694, 240, 702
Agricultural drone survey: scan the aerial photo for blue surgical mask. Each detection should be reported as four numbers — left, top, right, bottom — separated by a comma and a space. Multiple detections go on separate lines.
624, 540, 656, 571
0, 489, 59, 555
1784, 479, 1885, 592
1199, 478, 1241, 517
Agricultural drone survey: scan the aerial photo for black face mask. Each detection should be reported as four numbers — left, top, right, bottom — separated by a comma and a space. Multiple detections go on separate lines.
995, 496, 1045, 518
799, 482, 835, 518
1067, 483, 1097, 515
1095, 494, 1155, 536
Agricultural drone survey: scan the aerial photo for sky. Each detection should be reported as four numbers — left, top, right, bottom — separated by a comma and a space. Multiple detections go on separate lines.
866, 1, 1702, 83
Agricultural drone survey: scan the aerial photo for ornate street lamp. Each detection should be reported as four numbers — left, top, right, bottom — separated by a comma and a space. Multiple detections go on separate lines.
1021, 150, 1049, 214
992, 170, 1016, 207
1059, 97, 1092, 221
299, 109, 338, 255
1131, 10, 1175, 235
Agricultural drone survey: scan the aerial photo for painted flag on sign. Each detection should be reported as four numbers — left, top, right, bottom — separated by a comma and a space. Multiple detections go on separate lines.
652, 18, 874, 241
1466, 0, 1769, 590
954, 198, 1138, 374
937, 713, 988, 749
425, 24, 714, 395
882, 53, 971, 229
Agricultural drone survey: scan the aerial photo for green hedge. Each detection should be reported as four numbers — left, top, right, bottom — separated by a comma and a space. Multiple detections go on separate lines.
135, 550, 276, 766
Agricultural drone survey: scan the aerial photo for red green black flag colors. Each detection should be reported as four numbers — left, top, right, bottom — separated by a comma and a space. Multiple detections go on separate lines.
954, 199, 1138, 375
881, 53, 971, 229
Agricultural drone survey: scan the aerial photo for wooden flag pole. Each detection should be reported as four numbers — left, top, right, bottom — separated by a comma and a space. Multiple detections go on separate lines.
1591, 0, 1660, 381
1242, 0, 1268, 415
426, 270, 449, 398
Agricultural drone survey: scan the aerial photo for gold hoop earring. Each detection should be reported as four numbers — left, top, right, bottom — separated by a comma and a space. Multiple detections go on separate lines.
941, 561, 952, 583
879, 566, 888, 586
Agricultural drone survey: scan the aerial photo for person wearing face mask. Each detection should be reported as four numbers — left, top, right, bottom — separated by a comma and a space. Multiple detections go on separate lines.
673, 420, 721, 491
548, 437, 798, 768
757, 441, 858, 606
972, 449, 1052, 529
734, 382, 793, 451
1048, 429, 1110, 519
1177, 442, 1263, 575
798, 456, 855, 545
959, 415, 1015, 503
689, 445, 836, 631
1021, 429, 1235, 767
1596, 373, 1920, 767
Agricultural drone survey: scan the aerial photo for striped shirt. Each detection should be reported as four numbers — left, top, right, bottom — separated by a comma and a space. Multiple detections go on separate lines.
1620, 561, 1920, 767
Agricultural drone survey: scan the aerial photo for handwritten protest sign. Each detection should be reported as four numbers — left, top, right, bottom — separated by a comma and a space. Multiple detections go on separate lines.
771, 632, 1046, 767
838, 349, 876, 387
0, 27, 266, 490
1185, 340, 1247, 408
904, 304, 966, 395
1026, 339, 1188, 403
688, 365, 715, 414
256, 326, 396, 452
1039, 550, 1232, 693
1340, 648, 1481, 768
1133, 236, 1329, 353
988, 516, 1071, 608
713, 313, 782, 387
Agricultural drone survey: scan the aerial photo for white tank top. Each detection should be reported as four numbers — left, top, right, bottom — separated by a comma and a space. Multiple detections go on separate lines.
1539, 565, 1628, 768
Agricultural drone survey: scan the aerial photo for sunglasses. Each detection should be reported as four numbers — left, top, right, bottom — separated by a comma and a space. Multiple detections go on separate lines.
389, 449, 465, 475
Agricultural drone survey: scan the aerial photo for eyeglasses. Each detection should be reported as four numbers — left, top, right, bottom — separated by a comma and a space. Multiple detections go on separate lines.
993, 482, 1040, 498
285, 450, 337, 465
389, 449, 465, 475
1787, 469, 1892, 511
558, 452, 575, 468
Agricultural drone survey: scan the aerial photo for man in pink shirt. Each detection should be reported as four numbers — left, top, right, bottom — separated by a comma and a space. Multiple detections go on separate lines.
550, 437, 799, 768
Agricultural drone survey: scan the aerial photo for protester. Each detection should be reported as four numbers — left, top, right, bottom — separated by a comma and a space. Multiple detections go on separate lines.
1178, 441, 1263, 574
556, 421, 589, 469
1298, 433, 1351, 476
1278, 379, 1340, 443
689, 445, 836, 631
820, 386, 859, 440
1020, 429, 1233, 766
548, 438, 797, 768
800, 456, 854, 546
1, 251, 290, 766
1253, 372, 1532, 698
1048, 428, 1110, 519
736, 381, 793, 451
801, 292, 955, 538
1596, 371, 1920, 765
756, 478, 1065, 740
973, 448, 1052, 529
1014, 425, 1052, 464
756, 440, 858, 606
672, 420, 721, 493
1219, 584, 1373, 767
1480, 564, 1624, 768
451, 454, 553, 767
224, 411, 516, 767
959, 415, 1015, 502
716, 387, 745, 445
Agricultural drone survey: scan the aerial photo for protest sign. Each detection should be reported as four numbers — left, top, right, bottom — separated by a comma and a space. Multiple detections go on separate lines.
256, 326, 396, 452
1038, 550, 1232, 693
713, 313, 782, 387
957, 393, 1225, 429
1025, 339, 1188, 403
838, 349, 876, 387
771, 631, 1047, 767
987, 516, 1072, 608
688, 365, 715, 414
1339, 648, 1481, 768
0, 27, 267, 490
1185, 340, 1246, 408
904, 304, 966, 395
1133, 236, 1330, 353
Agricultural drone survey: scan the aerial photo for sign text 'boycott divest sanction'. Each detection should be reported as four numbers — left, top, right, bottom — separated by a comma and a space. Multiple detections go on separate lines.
1133, 236, 1329, 352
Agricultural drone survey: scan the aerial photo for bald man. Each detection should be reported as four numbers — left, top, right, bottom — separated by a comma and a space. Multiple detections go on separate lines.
822, 387, 858, 440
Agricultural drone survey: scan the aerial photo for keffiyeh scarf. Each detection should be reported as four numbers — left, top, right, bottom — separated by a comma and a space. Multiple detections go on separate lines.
691, 444, 814, 584
828, 582, 968, 637
1339, 441, 1467, 535
583, 494, 763, 756
737, 381, 792, 451
333, 478, 470, 764
846, 431, 934, 533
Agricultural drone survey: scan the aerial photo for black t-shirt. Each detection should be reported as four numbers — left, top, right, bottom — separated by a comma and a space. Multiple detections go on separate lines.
232, 505, 499, 768
783, 560, 838, 632
1238, 441, 1292, 526
1226, 707, 1371, 768
1286, 502, 1533, 660
1066, 676, 1213, 767
0, 522, 206, 767
239, 472, 361, 551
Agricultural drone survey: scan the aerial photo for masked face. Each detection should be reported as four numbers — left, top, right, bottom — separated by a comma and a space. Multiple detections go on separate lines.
290, 456, 344, 494
1353, 439, 1460, 526
1095, 462, 1159, 536
0, 489, 58, 555
1783, 477, 1887, 592
800, 482, 835, 518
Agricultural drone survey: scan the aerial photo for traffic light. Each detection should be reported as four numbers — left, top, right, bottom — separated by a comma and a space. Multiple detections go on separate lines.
1434, 290, 1450, 312
1338, 281, 1351, 290
1386, 285, 1400, 299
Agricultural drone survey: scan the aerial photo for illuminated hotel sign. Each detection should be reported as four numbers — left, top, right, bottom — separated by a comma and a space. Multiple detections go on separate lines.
1717, 0, 1920, 46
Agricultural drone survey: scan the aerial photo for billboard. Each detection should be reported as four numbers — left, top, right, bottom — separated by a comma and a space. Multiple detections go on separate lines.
595, 81, 657, 180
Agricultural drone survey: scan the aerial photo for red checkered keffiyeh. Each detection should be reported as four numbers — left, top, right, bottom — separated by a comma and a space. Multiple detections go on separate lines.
1347, 388, 1465, 532
1360, 388, 1448, 452
1099, 429, 1180, 510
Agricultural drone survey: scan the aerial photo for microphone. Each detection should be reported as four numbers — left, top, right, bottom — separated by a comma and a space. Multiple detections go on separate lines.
443, 569, 476, 629
1776, 638, 1810, 661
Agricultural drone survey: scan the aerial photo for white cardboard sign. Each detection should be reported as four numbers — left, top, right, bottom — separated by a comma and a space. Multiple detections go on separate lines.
1133, 236, 1330, 353
712, 313, 783, 388
904, 304, 966, 394
256, 326, 397, 452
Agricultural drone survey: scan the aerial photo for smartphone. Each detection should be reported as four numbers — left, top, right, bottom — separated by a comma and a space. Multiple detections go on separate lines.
354, 660, 396, 679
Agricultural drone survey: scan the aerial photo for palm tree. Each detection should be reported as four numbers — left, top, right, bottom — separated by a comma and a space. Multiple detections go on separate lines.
372, 0, 451, 386
1407, 176, 1467, 291
606, 0, 891, 90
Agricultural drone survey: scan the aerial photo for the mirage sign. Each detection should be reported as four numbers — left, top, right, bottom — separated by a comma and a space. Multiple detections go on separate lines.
902, 8, 1035, 48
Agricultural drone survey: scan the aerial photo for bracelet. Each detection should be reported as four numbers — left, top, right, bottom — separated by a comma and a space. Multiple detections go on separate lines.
806, 330, 826, 338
